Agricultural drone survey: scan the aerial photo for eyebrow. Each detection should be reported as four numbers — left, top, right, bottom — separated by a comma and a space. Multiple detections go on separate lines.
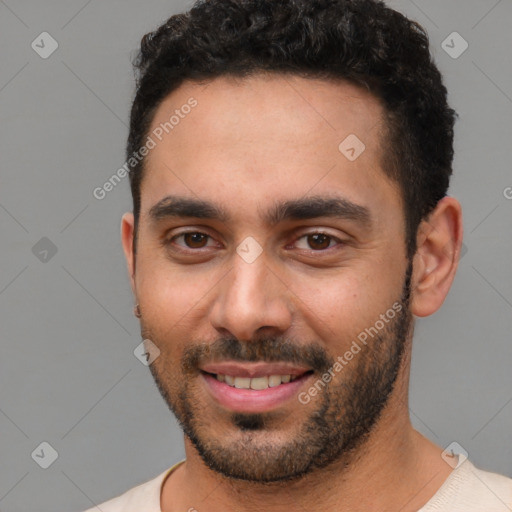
149, 196, 230, 222
148, 194, 372, 227
265, 196, 371, 227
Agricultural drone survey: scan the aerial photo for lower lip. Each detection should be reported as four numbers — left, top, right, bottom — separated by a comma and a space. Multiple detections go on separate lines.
201, 372, 312, 413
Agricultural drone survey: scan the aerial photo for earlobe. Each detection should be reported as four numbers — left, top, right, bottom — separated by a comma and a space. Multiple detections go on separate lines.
121, 212, 136, 295
410, 196, 463, 317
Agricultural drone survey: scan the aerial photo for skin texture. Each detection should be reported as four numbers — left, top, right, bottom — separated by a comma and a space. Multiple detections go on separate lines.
121, 74, 463, 512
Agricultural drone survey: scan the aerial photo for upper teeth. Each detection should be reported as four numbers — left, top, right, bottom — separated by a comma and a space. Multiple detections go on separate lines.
216, 374, 297, 390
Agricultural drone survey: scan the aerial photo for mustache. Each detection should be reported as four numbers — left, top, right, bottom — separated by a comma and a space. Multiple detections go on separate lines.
181, 336, 334, 375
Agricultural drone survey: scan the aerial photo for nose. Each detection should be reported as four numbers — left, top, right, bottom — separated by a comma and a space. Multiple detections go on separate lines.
209, 253, 293, 342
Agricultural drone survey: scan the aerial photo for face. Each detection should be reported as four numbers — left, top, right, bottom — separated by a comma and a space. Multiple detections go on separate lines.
124, 74, 413, 482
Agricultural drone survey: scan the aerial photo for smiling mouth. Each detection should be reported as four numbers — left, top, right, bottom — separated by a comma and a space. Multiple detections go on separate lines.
201, 370, 314, 390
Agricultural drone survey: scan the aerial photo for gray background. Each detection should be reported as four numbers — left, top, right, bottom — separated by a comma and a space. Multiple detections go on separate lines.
0, 0, 511, 511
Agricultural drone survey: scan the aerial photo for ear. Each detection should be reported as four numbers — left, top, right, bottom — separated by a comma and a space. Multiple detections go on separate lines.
121, 212, 136, 296
410, 196, 463, 317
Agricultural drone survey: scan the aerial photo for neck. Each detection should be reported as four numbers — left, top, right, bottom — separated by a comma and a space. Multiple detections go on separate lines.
161, 342, 453, 512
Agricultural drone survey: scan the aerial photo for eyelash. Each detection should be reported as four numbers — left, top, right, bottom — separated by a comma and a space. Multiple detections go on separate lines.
164, 230, 344, 253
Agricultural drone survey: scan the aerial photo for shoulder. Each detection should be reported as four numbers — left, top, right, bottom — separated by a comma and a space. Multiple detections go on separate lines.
421, 459, 512, 511
466, 462, 512, 509
81, 461, 185, 512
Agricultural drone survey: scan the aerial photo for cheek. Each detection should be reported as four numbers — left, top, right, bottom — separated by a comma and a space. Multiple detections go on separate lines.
290, 269, 401, 341
136, 259, 220, 333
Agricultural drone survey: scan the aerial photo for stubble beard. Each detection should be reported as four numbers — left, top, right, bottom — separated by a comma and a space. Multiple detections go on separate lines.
145, 261, 414, 482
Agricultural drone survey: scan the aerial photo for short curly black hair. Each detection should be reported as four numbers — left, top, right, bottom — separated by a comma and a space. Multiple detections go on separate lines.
127, 0, 457, 260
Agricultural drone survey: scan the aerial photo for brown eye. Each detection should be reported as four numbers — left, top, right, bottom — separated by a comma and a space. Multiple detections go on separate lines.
165, 230, 219, 253
306, 233, 332, 250
183, 232, 209, 248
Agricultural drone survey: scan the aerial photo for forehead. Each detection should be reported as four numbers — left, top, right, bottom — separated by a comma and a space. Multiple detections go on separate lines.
140, 73, 401, 221
148, 73, 383, 153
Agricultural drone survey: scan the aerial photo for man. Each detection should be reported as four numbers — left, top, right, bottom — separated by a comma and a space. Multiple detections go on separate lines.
85, 0, 512, 510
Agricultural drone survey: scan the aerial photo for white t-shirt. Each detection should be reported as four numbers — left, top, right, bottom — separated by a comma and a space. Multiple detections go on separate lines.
82, 458, 512, 512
